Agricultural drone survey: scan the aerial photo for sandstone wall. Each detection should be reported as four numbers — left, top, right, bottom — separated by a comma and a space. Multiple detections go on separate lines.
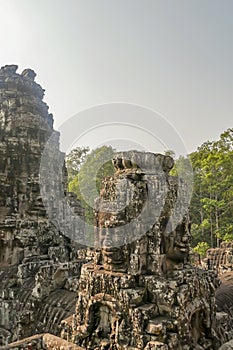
60, 152, 226, 349
0, 65, 85, 345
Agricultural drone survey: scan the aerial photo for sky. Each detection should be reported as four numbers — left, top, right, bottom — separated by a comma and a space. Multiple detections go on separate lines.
0, 0, 232, 155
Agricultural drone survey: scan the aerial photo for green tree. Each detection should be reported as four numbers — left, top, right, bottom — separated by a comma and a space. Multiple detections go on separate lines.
170, 154, 194, 187
68, 146, 115, 239
65, 146, 90, 181
193, 241, 210, 258
190, 128, 233, 248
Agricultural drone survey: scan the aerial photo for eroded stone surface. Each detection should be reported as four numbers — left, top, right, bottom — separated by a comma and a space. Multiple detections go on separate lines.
206, 242, 233, 275
0, 333, 85, 349
1, 65, 233, 350
60, 152, 226, 349
0, 65, 85, 345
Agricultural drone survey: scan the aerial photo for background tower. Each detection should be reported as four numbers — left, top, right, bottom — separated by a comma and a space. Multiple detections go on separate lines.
0, 65, 84, 345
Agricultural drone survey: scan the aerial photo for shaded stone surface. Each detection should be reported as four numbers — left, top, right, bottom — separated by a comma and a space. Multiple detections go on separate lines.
60, 152, 226, 349
206, 241, 233, 340
219, 340, 233, 350
1, 65, 233, 349
206, 242, 233, 275
0, 65, 85, 345
0, 333, 84, 350
216, 284, 233, 318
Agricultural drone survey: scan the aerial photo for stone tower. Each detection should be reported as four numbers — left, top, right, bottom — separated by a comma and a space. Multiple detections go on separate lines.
61, 152, 221, 350
0, 65, 84, 345
0, 64, 56, 264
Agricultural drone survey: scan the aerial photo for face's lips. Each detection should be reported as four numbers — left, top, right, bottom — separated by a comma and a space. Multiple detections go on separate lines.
179, 248, 188, 253
103, 246, 119, 253
174, 241, 188, 248
103, 240, 113, 248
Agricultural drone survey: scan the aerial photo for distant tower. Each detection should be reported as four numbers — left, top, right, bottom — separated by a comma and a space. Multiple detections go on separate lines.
0, 65, 83, 344
0, 65, 64, 263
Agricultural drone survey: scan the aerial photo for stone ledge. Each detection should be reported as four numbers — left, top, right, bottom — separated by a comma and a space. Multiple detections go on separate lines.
219, 339, 233, 350
0, 333, 85, 350
43, 334, 84, 350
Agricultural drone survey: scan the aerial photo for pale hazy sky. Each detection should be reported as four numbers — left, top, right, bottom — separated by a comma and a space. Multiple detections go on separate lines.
1, 0, 232, 154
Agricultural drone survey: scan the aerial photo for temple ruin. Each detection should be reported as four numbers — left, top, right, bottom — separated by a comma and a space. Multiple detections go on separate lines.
0, 65, 85, 346
206, 243, 233, 275
59, 152, 227, 349
0, 65, 233, 349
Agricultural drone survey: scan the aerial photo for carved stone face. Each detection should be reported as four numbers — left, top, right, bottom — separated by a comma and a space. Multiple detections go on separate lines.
165, 220, 190, 263
98, 221, 127, 272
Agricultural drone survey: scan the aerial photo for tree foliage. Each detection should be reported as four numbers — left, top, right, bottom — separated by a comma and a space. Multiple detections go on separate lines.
69, 145, 115, 207
66, 130, 233, 253
193, 241, 210, 258
65, 146, 90, 181
189, 128, 233, 249
67, 146, 115, 236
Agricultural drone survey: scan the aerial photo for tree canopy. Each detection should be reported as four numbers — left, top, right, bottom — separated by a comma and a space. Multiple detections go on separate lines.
67, 145, 115, 240
190, 128, 233, 249
66, 129, 233, 255
65, 146, 90, 182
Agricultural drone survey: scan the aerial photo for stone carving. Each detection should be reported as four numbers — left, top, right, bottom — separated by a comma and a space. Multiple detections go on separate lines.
0, 65, 85, 345
60, 151, 225, 349
0, 333, 84, 350
206, 242, 233, 275
1, 65, 233, 349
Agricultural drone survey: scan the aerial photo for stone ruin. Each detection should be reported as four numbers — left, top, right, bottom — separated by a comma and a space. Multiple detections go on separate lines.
206, 243, 233, 275
60, 152, 226, 350
205, 243, 233, 336
0, 64, 233, 349
0, 65, 86, 345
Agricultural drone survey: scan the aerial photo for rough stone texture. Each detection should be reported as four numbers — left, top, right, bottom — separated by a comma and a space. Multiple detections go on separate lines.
216, 284, 233, 333
219, 340, 233, 350
0, 65, 85, 345
1, 65, 233, 349
205, 242, 233, 275
60, 152, 225, 350
220, 272, 233, 286
0, 333, 84, 349
205, 242, 233, 339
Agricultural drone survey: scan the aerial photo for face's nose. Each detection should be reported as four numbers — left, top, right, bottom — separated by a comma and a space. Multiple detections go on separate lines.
182, 235, 190, 243
103, 230, 113, 248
